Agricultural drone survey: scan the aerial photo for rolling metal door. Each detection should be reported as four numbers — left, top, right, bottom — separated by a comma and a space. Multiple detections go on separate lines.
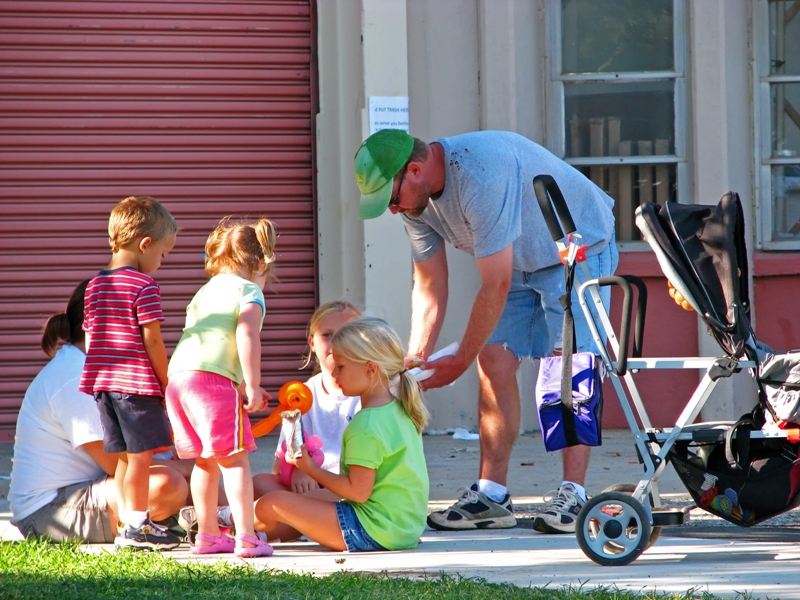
0, 0, 317, 439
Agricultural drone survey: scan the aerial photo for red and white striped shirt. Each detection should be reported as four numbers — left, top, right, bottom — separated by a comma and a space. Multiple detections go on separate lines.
79, 267, 165, 397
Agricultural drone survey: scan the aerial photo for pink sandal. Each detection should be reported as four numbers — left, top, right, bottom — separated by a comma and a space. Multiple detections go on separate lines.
234, 533, 274, 558
190, 532, 235, 555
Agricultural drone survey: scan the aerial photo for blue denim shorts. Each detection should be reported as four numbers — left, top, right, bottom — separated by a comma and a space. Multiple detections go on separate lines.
334, 501, 385, 552
487, 239, 619, 358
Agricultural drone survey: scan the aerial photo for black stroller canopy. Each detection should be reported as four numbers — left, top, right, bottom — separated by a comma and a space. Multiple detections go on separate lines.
635, 193, 751, 358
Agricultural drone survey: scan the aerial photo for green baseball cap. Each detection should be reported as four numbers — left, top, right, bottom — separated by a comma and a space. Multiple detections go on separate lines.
354, 129, 414, 219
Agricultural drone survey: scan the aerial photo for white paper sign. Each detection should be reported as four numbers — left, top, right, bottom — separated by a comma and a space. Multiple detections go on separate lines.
368, 96, 409, 135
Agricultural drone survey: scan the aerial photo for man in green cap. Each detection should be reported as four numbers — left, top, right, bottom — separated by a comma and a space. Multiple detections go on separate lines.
353, 129, 617, 534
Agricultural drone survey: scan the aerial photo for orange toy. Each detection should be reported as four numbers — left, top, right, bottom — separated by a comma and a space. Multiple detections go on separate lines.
251, 381, 314, 438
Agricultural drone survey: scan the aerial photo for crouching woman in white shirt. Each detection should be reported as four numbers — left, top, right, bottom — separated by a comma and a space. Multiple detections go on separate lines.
9, 280, 189, 543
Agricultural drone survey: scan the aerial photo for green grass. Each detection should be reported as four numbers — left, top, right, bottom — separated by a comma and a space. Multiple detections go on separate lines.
0, 539, 738, 600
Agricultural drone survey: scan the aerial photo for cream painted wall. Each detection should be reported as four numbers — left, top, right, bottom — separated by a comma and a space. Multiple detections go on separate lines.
316, 0, 413, 347
361, 1, 414, 342
688, 0, 756, 421
316, 0, 366, 305
406, 0, 482, 431
405, 0, 546, 431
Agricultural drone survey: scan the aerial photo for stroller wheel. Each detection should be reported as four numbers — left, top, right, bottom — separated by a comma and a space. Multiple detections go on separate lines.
602, 483, 662, 549
576, 492, 651, 566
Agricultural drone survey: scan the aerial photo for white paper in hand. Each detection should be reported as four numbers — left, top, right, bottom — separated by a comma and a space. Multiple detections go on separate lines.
409, 342, 460, 385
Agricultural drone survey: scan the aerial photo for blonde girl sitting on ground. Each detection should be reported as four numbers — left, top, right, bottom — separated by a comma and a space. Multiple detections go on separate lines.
165, 217, 276, 557
254, 317, 430, 552
247, 300, 362, 542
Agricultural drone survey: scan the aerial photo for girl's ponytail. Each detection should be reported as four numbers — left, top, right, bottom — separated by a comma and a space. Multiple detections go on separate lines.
254, 218, 277, 279
205, 216, 278, 280
395, 370, 428, 433
41, 280, 90, 358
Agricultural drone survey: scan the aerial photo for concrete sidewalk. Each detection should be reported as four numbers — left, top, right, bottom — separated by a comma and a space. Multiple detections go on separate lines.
3, 431, 800, 598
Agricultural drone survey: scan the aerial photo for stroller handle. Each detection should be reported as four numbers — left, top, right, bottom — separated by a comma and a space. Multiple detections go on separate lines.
533, 175, 576, 242
596, 275, 647, 376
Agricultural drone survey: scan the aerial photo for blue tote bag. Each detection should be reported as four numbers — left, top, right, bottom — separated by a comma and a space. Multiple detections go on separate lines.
535, 260, 604, 452
536, 351, 604, 451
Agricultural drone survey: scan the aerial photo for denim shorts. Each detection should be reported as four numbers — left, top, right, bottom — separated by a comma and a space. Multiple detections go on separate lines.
487, 239, 619, 358
334, 501, 385, 552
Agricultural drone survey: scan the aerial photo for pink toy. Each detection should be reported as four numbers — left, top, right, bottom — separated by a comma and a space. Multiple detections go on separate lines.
276, 434, 324, 487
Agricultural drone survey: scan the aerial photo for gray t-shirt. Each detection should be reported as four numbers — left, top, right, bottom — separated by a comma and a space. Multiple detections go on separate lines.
402, 131, 615, 273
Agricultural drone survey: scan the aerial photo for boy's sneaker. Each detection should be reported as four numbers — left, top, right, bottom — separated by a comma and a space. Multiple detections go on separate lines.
427, 484, 516, 530
152, 514, 188, 542
115, 519, 182, 551
532, 483, 586, 534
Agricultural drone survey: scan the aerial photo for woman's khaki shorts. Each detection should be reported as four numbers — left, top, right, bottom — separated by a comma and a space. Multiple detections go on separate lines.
12, 477, 114, 543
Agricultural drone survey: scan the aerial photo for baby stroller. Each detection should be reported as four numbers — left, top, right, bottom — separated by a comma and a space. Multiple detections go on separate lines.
534, 175, 800, 566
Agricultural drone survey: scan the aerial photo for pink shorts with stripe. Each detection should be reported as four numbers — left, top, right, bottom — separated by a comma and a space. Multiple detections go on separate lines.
165, 371, 256, 459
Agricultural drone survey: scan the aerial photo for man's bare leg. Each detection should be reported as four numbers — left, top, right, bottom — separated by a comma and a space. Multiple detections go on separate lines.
562, 444, 590, 487
476, 342, 521, 486
426, 342, 520, 530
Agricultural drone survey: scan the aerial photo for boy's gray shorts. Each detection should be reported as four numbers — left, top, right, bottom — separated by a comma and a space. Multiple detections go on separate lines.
12, 477, 114, 543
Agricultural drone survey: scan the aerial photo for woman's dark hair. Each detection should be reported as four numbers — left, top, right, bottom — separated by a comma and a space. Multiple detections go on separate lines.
41, 280, 90, 358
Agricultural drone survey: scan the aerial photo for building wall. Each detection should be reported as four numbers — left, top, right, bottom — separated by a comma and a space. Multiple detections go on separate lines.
688, 0, 757, 421
316, 0, 789, 431
405, 0, 482, 430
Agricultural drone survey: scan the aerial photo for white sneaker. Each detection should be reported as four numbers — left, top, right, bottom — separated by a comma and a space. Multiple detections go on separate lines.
427, 484, 516, 530
532, 484, 586, 534
177, 505, 198, 543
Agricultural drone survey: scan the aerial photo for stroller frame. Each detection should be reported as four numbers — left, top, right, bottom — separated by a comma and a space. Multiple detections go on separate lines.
534, 175, 798, 566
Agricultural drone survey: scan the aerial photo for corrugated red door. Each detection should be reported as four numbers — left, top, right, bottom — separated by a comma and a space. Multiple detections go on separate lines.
0, 0, 317, 439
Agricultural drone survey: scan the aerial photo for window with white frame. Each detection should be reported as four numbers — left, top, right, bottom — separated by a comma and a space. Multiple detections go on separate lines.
546, 0, 687, 245
756, 0, 800, 248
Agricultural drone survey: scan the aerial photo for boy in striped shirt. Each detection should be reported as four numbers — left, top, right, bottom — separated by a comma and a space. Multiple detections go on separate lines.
79, 196, 181, 550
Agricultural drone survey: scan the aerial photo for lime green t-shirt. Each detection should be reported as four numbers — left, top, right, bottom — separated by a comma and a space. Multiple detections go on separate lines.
168, 274, 265, 384
341, 399, 429, 550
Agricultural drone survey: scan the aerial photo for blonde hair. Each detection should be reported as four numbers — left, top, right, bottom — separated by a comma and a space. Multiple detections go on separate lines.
108, 196, 178, 252
204, 216, 277, 280
331, 316, 428, 433
301, 300, 362, 372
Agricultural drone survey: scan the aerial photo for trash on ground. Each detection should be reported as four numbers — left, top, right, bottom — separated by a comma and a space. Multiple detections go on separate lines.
452, 427, 479, 440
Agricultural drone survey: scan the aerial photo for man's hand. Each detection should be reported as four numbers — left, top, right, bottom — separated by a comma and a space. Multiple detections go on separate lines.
418, 354, 467, 390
